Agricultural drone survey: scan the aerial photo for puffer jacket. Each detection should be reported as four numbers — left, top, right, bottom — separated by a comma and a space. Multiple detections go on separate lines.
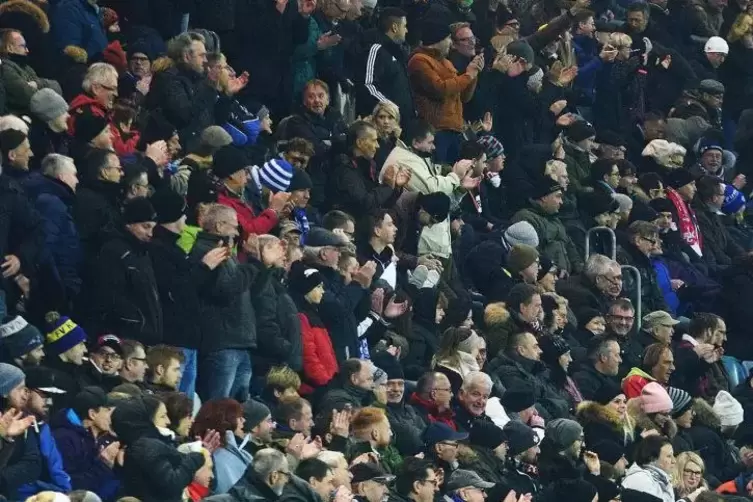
563, 140, 592, 194
621, 464, 675, 502
575, 400, 634, 449
0, 56, 61, 115
512, 204, 584, 274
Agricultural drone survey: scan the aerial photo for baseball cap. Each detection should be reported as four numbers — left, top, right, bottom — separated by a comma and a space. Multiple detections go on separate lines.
423, 422, 469, 448
446, 469, 496, 491
73, 386, 114, 414
306, 227, 348, 248
641, 311, 680, 330
350, 463, 396, 484
91, 334, 124, 357
24, 366, 66, 395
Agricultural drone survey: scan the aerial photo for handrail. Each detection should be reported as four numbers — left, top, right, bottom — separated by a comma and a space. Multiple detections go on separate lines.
621, 265, 642, 330
585, 226, 617, 261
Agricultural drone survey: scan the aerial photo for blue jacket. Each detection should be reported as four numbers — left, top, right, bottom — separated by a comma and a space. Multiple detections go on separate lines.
51, 0, 108, 57
50, 409, 120, 501
213, 431, 254, 494
23, 172, 82, 296
573, 34, 603, 105
0, 428, 42, 499
17, 422, 72, 498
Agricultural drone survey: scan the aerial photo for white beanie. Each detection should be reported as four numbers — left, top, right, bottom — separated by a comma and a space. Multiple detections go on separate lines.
713, 390, 744, 427
504, 221, 539, 248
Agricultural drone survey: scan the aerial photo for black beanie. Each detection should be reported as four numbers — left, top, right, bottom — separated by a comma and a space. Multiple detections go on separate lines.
122, 196, 156, 224
418, 192, 451, 222
552, 479, 597, 502
212, 145, 250, 179
422, 20, 451, 45
74, 112, 109, 144
372, 352, 404, 380
539, 335, 571, 367
151, 189, 186, 224
139, 112, 177, 148
629, 201, 659, 224
501, 384, 536, 412
469, 420, 508, 449
565, 121, 597, 143
581, 191, 619, 218
664, 168, 695, 190
576, 308, 603, 330
289, 168, 313, 192
288, 261, 323, 297
593, 379, 623, 405
0, 129, 27, 155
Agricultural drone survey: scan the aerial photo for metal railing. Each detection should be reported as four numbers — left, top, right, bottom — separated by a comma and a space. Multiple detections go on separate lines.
585, 226, 617, 261
621, 265, 642, 330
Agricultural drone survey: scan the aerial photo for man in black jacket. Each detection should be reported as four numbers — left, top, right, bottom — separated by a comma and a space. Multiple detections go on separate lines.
572, 335, 622, 400
149, 189, 228, 399
89, 197, 163, 346
356, 8, 415, 126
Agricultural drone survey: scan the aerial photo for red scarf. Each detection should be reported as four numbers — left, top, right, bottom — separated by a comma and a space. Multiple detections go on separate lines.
186, 482, 210, 501
666, 187, 702, 256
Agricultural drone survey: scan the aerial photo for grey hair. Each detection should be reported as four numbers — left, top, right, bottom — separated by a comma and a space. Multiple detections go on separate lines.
584, 254, 620, 282
167, 32, 205, 62
253, 448, 288, 479
460, 371, 493, 393
317, 450, 346, 468
200, 204, 236, 232
612, 193, 633, 212
41, 154, 75, 178
82, 63, 118, 93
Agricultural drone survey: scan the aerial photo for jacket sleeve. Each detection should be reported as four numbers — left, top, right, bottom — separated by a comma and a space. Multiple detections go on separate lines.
9, 191, 44, 276
252, 278, 291, 362
335, 165, 401, 215
93, 247, 146, 330
36, 194, 81, 294
363, 44, 389, 104
407, 55, 475, 100
0, 431, 42, 497
300, 314, 336, 386
51, 5, 85, 52
1, 63, 35, 110
524, 11, 574, 52
239, 208, 279, 237
52, 430, 118, 496
131, 441, 205, 496
39, 425, 72, 492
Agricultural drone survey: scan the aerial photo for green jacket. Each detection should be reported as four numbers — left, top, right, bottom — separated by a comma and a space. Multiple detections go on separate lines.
512, 204, 583, 274
290, 17, 321, 101
1, 59, 61, 114
563, 141, 592, 193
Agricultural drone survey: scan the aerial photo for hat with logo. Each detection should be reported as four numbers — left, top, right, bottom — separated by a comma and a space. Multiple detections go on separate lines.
423, 422, 469, 449
44, 312, 87, 357
0, 315, 44, 361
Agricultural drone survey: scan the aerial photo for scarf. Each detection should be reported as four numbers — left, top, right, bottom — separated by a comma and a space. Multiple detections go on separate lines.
666, 187, 702, 256
293, 207, 310, 244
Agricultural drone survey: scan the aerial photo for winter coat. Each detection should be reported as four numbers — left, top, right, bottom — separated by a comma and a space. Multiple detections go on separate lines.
299, 310, 338, 393
621, 464, 675, 502
563, 141, 592, 194
145, 63, 219, 148
329, 154, 402, 220
408, 392, 459, 430
0, 56, 61, 115
486, 352, 571, 420
50, 409, 120, 500
512, 204, 583, 274
719, 41, 753, 121
50, 0, 107, 57
0, 426, 42, 500
483, 306, 542, 361
0, 173, 44, 280
218, 190, 278, 244
393, 190, 452, 259
692, 200, 745, 273
73, 178, 121, 257
616, 242, 669, 314
593, 56, 646, 136
384, 401, 427, 456
383, 144, 460, 195
23, 172, 82, 298
90, 229, 163, 346
672, 338, 729, 400
251, 268, 303, 375
572, 365, 621, 401
280, 475, 324, 502
214, 432, 254, 494
686, 399, 743, 484
407, 46, 476, 132
189, 231, 264, 353
720, 256, 753, 360
17, 421, 71, 499
556, 274, 614, 315
573, 34, 603, 105
112, 397, 205, 502
149, 225, 212, 350
356, 33, 415, 124
319, 382, 374, 414
576, 400, 634, 449
206, 465, 283, 502
28, 117, 70, 171
68, 92, 136, 156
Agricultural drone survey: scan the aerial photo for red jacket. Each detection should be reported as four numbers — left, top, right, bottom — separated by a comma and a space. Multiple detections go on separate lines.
68, 93, 138, 155
217, 191, 278, 241
299, 313, 338, 395
409, 392, 459, 430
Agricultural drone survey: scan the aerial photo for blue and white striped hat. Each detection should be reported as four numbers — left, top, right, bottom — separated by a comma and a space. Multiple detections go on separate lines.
259, 158, 294, 193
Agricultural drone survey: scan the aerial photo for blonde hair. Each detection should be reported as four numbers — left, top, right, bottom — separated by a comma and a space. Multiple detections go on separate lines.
82, 63, 118, 93
266, 366, 302, 393
371, 101, 400, 122
673, 452, 708, 497
729, 13, 753, 42
607, 33, 632, 49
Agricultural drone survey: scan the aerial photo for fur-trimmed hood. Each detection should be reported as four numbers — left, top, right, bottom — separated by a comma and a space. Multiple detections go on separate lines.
627, 397, 677, 439
691, 398, 721, 430
576, 400, 624, 431
0, 0, 49, 33
484, 302, 511, 326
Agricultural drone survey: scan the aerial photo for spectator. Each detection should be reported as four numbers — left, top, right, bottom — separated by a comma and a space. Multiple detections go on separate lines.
145, 345, 184, 393
119, 340, 148, 388
617, 221, 669, 313
433, 327, 481, 392
0, 315, 45, 368
205, 447, 291, 501
408, 372, 458, 430
693, 175, 746, 272
621, 435, 676, 502
242, 399, 276, 455
392, 458, 440, 502
673, 312, 727, 399
576, 381, 635, 447
673, 452, 709, 499
42, 312, 88, 397
558, 254, 623, 314
572, 334, 622, 400
622, 343, 675, 398
260, 367, 302, 410
28, 89, 71, 166
80, 335, 123, 391
50, 387, 119, 500
319, 359, 375, 413
0, 127, 33, 179
350, 462, 396, 502
454, 371, 494, 432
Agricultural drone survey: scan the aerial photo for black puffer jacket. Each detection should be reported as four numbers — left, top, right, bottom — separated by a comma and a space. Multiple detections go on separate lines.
384, 401, 427, 456
90, 229, 163, 346
73, 178, 122, 257
149, 225, 212, 350
112, 397, 205, 502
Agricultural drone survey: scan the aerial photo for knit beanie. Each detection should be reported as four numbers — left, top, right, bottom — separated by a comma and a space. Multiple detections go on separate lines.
243, 399, 271, 431
288, 261, 324, 296
565, 121, 596, 143
123, 197, 157, 224
371, 352, 404, 380
506, 244, 539, 274
150, 189, 187, 224
713, 391, 744, 427
581, 191, 619, 218
0, 363, 24, 397
503, 421, 539, 457
697, 136, 724, 156
545, 418, 583, 452
0, 129, 26, 155
640, 382, 673, 414
201, 126, 233, 150
590, 440, 626, 465
504, 221, 539, 248
539, 335, 570, 368
45, 312, 87, 357
537, 256, 556, 281
30, 89, 69, 123
469, 420, 508, 449
593, 380, 623, 406
140, 113, 177, 146
0, 316, 44, 361
289, 168, 313, 192
457, 331, 484, 356
422, 20, 451, 45
576, 308, 603, 330
664, 168, 695, 190
477, 135, 504, 159
506, 40, 535, 63
212, 145, 250, 179
74, 113, 109, 144
501, 385, 536, 413
722, 184, 746, 215
668, 386, 693, 418
259, 158, 294, 193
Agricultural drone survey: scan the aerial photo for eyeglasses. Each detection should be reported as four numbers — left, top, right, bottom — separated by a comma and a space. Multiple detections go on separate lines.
433, 387, 452, 393
640, 235, 660, 246
599, 274, 622, 286
683, 469, 703, 477
608, 314, 634, 322
98, 351, 122, 361
456, 36, 476, 43
422, 478, 440, 487
439, 441, 459, 448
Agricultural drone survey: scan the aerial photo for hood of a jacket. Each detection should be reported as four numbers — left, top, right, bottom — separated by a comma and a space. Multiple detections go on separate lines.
49, 408, 86, 433
624, 463, 672, 489
575, 400, 624, 430
69, 92, 107, 113
622, 366, 654, 383
111, 396, 163, 445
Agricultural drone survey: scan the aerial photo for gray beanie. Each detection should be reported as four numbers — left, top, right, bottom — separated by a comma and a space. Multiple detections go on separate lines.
504, 221, 539, 248
545, 418, 583, 451
0, 363, 25, 397
243, 399, 271, 430
201, 126, 233, 149
77, 491, 103, 502
30, 89, 69, 123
